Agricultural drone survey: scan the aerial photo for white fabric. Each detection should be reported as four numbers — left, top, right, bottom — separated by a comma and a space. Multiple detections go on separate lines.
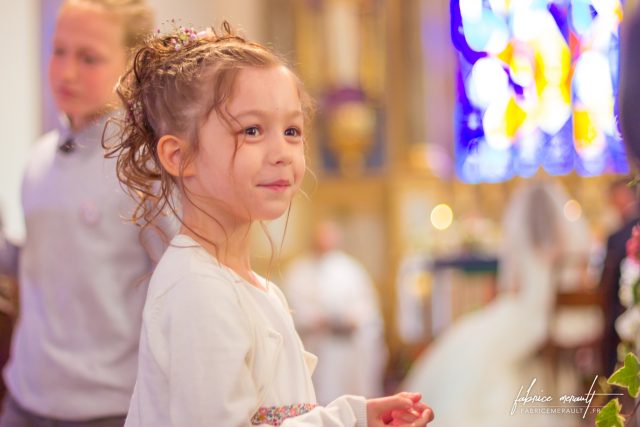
125, 235, 367, 427
1, 113, 162, 420
402, 181, 589, 427
283, 251, 386, 404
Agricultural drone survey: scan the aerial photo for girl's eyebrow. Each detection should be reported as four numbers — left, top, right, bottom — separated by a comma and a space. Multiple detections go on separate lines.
77, 47, 102, 56
233, 109, 303, 120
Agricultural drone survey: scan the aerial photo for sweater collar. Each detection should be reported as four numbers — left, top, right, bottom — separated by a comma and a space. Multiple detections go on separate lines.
56, 110, 123, 155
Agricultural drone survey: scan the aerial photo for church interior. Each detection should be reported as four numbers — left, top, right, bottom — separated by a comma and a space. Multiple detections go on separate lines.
1, 0, 639, 426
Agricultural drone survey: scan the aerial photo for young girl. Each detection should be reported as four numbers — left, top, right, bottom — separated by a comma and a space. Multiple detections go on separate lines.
110, 24, 434, 427
0, 1, 156, 426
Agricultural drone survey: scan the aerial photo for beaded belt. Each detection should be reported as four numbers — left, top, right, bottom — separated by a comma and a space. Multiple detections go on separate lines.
251, 403, 318, 426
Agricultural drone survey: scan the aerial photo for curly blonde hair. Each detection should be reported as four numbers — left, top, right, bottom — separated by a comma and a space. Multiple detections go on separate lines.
106, 22, 313, 245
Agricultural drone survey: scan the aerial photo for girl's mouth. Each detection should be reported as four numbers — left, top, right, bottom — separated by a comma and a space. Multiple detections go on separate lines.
258, 180, 291, 192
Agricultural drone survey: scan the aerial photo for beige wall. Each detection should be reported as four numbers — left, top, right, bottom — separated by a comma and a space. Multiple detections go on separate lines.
0, 0, 39, 240
147, 0, 265, 41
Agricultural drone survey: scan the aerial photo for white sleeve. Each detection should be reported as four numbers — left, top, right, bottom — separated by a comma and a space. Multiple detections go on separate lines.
163, 274, 259, 427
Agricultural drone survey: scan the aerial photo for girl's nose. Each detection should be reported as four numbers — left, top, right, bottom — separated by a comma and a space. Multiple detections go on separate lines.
269, 135, 294, 166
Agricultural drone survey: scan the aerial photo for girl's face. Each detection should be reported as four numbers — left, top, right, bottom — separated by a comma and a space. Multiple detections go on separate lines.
188, 65, 306, 224
49, 4, 127, 129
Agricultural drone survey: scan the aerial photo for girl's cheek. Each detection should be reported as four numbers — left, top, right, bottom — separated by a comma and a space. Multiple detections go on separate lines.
297, 150, 306, 168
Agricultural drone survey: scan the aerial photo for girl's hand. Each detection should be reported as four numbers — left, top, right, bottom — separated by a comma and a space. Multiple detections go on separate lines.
386, 401, 432, 426
366, 392, 434, 426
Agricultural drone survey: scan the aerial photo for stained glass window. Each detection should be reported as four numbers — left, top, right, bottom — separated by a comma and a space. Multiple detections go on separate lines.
451, 0, 627, 183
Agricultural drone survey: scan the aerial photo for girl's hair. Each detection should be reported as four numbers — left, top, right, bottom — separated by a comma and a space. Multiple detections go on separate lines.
106, 22, 313, 245
63, 0, 154, 51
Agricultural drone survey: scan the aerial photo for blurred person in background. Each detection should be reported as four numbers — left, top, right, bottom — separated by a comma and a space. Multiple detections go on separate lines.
402, 180, 591, 427
620, 3, 640, 170
283, 220, 387, 405
0, 1, 158, 426
600, 177, 639, 376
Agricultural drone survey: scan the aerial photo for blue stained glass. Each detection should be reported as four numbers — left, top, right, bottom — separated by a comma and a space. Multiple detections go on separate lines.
449, 0, 628, 182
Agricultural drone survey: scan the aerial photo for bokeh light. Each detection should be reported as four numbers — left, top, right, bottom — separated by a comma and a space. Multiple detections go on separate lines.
563, 199, 583, 222
431, 204, 454, 230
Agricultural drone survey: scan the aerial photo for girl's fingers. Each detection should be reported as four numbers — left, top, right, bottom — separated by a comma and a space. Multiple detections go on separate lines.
373, 395, 414, 414
407, 408, 435, 427
410, 402, 429, 413
422, 408, 435, 423
390, 409, 418, 423
367, 395, 414, 425
408, 392, 422, 403
366, 394, 434, 426
395, 391, 422, 403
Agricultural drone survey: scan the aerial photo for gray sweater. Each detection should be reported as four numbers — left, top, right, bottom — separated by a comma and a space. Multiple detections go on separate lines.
1, 113, 159, 420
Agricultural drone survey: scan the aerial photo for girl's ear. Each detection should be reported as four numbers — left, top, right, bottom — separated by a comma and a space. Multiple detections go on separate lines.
157, 135, 195, 177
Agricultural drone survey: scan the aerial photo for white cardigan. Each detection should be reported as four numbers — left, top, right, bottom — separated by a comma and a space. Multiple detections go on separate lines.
125, 235, 367, 427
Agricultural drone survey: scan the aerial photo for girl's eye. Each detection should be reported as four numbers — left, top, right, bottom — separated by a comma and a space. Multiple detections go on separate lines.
284, 127, 302, 137
81, 55, 100, 65
244, 126, 261, 137
53, 47, 65, 57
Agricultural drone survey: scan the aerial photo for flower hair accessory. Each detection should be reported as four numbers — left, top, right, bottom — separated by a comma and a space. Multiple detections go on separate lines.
169, 27, 196, 51
125, 98, 144, 127
159, 24, 214, 51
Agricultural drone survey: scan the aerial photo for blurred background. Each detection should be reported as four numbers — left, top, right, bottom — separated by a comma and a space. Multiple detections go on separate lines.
2, 0, 640, 425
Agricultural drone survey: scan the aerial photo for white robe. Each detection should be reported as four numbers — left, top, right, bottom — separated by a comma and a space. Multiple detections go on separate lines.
283, 251, 387, 404
402, 181, 597, 427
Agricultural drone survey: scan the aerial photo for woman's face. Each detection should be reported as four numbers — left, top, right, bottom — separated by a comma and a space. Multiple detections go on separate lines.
49, 3, 127, 129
